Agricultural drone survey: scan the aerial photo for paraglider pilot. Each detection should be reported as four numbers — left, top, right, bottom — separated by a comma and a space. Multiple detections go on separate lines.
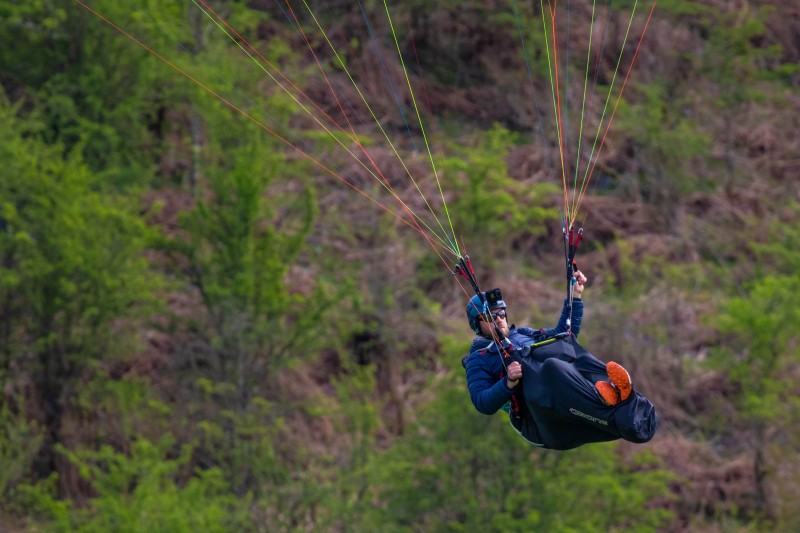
462, 271, 658, 450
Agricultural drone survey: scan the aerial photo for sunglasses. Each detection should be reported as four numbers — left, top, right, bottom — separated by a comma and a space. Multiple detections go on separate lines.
480, 309, 507, 321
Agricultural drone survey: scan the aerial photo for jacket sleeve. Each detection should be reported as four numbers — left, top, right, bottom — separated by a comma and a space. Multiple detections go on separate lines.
465, 355, 515, 415
540, 298, 583, 338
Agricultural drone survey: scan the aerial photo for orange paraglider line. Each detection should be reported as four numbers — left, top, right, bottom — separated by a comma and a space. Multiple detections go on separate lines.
74, 0, 456, 263
572, 1, 657, 226
546, 1, 570, 222
278, 1, 454, 263
193, 0, 455, 262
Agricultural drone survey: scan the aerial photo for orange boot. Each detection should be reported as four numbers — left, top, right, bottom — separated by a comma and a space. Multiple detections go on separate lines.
606, 361, 632, 401
595, 381, 621, 406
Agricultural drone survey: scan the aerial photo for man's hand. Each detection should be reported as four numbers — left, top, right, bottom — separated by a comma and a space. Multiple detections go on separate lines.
573, 270, 588, 298
506, 361, 522, 388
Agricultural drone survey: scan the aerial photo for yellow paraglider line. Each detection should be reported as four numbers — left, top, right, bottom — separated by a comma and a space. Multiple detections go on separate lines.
190, 0, 460, 256
74, 0, 461, 268
573, 1, 657, 227
382, 0, 462, 257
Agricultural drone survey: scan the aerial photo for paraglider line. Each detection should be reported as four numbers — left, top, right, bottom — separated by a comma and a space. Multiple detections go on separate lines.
192, 0, 458, 254
573, 0, 656, 226
74, 0, 459, 266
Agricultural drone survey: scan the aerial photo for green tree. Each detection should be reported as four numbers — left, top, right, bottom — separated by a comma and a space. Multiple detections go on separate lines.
712, 274, 800, 524
614, 82, 711, 229
0, 94, 161, 482
689, 2, 783, 189
0, 398, 44, 512
443, 125, 558, 266
21, 435, 251, 532
161, 107, 340, 499
0, 1, 283, 190
0, 1, 175, 187
173, 135, 319, 395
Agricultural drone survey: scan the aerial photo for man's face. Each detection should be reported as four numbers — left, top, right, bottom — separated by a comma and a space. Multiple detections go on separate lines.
478, 307, 509, 338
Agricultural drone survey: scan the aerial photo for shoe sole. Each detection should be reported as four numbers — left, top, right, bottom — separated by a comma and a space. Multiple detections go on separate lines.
607, 362, 632, 401
595, 380, 620, 406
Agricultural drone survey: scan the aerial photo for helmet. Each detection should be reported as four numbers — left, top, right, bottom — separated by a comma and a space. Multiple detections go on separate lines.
466, 294, 486, 334
466, 288, 506, 334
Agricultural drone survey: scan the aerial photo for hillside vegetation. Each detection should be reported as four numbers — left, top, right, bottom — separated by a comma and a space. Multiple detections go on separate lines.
1, 1, 799, 531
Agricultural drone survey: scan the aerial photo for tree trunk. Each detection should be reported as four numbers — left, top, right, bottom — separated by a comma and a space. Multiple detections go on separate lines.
753, 425, 773, 521
32, 344, 65, 483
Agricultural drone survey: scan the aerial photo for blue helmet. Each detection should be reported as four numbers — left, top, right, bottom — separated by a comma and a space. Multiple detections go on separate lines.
466, 288, 506, 334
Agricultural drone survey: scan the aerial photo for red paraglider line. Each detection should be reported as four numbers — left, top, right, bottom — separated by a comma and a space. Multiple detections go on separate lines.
195, 0, 452, 265
573, 1, 657, 226
74, 0, 456, 263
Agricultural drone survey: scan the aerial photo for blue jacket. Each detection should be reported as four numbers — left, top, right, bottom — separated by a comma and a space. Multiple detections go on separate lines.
464, 299, 583, 415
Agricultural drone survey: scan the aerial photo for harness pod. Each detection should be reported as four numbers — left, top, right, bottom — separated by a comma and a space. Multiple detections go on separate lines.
509, 335, 658, 450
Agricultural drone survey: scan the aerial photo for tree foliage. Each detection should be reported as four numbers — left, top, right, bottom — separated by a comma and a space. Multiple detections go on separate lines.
21, 436, 251, 532
0, 92, 162, 484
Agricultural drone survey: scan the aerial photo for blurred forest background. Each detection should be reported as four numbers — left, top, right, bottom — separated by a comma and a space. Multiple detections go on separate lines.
1, 0, 799, 531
